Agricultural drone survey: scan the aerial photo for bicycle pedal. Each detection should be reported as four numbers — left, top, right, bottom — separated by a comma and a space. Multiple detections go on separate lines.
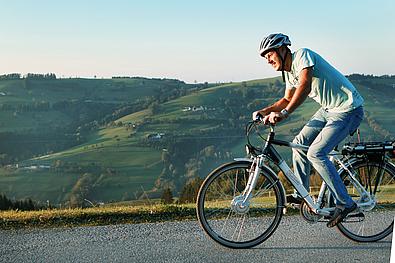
289, 203, 301, 209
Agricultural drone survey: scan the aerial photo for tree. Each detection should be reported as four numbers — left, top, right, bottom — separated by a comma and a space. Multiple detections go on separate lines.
161, 150, 170, 163
148, 102, 160, 115
161, 188, 174, 204
69, 173, 98, 208
0, 153, 11, 166
178, 177, 203, 204
0, 194, 13, 210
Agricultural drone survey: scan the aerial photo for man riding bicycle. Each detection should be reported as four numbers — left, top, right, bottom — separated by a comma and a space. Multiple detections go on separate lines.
252, 33, 364, 227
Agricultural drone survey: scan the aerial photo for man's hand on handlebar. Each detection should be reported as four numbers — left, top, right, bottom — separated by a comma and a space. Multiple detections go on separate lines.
252, 111, 264, 122
252, 111, 285, 125
267, 112, 286, 124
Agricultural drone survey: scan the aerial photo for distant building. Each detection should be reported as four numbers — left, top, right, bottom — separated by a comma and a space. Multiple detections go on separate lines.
182, 105, 216, 112
18, 164, 51, 171
192, 106, 204, 111
147, 133, 165, 141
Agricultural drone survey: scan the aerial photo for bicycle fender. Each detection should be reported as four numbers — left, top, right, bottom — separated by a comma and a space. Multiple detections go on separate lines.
337, 157, 395, 175
233, 157, 253, 162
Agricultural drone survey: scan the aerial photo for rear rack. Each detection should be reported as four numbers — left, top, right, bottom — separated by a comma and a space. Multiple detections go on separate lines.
342, 141, 395, 156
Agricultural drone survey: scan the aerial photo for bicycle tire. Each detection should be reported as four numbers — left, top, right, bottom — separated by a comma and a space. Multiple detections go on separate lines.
196, 160, 285, 248
336, 158, 395, 242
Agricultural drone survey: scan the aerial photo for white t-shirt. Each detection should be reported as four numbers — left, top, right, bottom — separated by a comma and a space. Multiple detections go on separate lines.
285, 48, 364, 113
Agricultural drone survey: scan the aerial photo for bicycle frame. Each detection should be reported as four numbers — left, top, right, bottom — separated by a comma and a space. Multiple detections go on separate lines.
239, 124, 375, 216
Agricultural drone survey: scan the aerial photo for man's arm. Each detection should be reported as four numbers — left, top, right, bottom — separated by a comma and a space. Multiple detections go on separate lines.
265, 67, 313, 124
253, 88, 294, 117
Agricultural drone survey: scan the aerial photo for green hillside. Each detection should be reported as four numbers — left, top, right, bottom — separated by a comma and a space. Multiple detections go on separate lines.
0, 75, 394, 206
0, 76, 201, 205
0, 77, 197, 132
0, 76, 199, 161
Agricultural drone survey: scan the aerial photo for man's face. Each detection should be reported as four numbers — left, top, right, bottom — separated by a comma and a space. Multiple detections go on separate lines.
264, 50, 282, 71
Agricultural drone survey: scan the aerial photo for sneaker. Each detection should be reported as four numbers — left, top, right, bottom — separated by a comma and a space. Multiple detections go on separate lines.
326, 202, 358, 228
286, 195, 303, 205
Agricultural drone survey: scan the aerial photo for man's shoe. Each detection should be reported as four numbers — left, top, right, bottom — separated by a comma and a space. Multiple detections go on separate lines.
327, 202, 358, 228
286, 195, 303, 205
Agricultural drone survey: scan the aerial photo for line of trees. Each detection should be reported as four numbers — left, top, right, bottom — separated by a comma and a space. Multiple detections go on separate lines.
0, 73, 21, 80
25, 73, 56, 80
347, 73, 395, 80
0, 101, 51, 112
0, 194, 40, 211
0, 73, 57, 80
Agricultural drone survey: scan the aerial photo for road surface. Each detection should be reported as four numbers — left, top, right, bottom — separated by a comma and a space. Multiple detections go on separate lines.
0, 215, 392, 263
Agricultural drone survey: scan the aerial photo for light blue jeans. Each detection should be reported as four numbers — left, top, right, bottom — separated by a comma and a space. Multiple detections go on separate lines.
292, 106, 364, 209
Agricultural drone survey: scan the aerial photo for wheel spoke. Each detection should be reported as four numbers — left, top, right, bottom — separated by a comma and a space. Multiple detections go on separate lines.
236, 215, 247, 242
220, 209, 234, 236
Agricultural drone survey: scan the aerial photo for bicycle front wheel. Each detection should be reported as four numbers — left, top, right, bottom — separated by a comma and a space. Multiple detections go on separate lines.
337, 158, 395, 242
196, 161, 285, 249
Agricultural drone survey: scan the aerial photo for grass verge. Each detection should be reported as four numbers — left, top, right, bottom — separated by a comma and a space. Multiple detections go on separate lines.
0, 204, 301, 230
0, 204, 197, 230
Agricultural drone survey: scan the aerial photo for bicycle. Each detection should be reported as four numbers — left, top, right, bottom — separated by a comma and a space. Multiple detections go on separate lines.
196, 120, 395, 248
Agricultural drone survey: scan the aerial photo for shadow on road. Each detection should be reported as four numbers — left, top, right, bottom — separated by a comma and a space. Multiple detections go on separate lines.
252, 241, 391, 251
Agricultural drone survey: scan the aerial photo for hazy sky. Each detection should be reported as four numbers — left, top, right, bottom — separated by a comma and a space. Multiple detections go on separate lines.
1, 0, 394, 83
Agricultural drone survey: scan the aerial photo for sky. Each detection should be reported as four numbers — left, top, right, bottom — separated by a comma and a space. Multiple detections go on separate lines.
1, 0, 394, 83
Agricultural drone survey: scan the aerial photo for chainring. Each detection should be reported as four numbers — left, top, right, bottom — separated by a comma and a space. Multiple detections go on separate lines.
300, 201, 323, 224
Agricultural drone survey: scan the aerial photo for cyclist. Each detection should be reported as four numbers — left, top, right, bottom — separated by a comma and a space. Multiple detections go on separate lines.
252, 33, 364, 227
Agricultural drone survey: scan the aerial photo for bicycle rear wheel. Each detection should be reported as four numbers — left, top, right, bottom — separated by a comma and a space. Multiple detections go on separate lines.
196, 161, 285, 248
336, 158, 395, 242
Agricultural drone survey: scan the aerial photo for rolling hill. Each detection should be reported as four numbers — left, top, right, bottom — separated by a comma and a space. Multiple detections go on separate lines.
0, 74, 394, 206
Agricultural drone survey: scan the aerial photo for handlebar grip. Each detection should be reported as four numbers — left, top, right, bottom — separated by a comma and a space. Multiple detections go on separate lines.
254, 113, 264, 122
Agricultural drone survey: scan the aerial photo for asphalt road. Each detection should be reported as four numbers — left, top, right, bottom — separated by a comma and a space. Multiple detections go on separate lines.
0, 215, 392, 263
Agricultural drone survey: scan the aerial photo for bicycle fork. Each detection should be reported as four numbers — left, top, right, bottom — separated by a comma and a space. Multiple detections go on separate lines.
231, 156, 263, 213
242, 156, 264, 202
